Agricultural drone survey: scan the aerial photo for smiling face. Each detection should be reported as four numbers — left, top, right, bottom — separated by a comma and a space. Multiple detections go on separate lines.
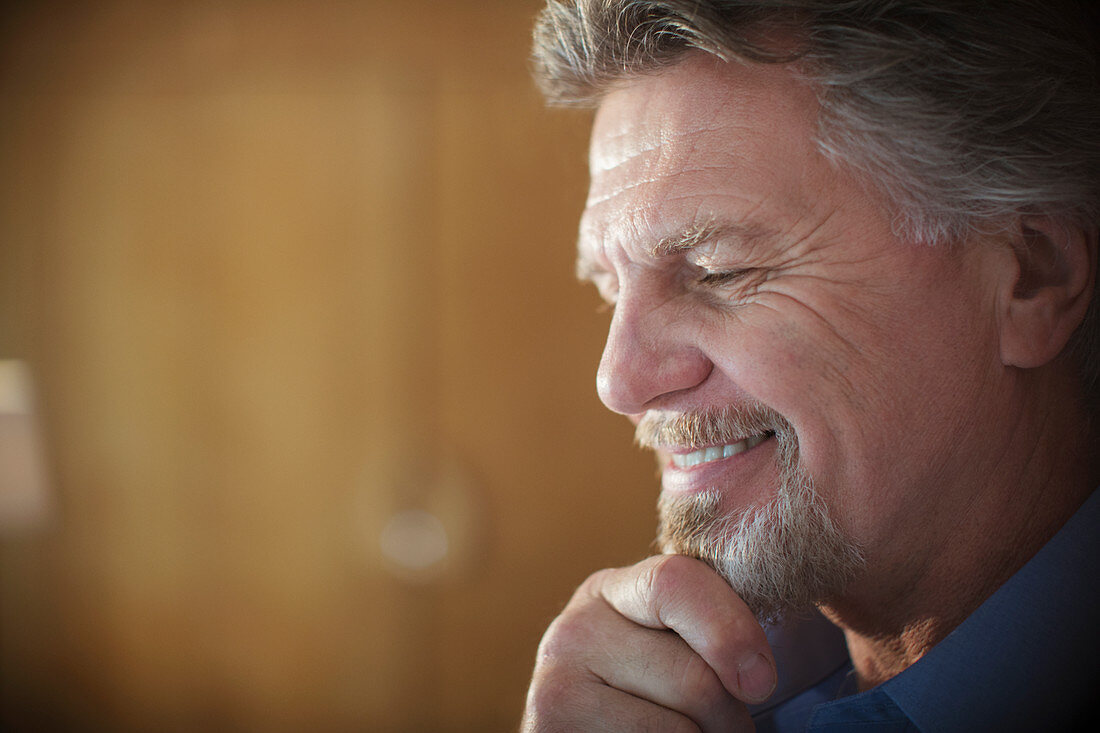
579, 54, 1012, 613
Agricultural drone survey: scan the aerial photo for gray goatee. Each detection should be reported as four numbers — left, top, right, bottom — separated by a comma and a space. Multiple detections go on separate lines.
638, 403, 864, 624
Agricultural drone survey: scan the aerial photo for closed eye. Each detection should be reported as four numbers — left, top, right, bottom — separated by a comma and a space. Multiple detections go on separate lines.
699, 269, 753, 286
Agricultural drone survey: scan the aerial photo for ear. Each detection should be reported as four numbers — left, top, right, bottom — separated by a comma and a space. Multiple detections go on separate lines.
999, 215, 1098, 369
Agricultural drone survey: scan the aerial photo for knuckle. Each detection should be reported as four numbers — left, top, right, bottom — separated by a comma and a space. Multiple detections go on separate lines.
637, 555, 672, 597
535, 613, 587, 665
522, 672, 576, 731
577, 566, 616, 598
525, 621, 601, 732
523, 662, 607, 733
637, 555, 696, 608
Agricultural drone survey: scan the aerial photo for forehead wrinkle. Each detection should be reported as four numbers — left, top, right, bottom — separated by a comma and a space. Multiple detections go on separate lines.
589, 131, 663, 175
585, 174, 668, 208
590, 104, 736, 176
584, 159, 751, 209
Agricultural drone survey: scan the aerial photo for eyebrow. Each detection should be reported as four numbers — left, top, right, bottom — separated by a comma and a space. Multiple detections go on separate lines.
652, 221, 727, 257
576, 220, 774, 281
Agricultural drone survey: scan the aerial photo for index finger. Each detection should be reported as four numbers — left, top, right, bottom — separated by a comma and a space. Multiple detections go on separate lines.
593, 554, 777, 704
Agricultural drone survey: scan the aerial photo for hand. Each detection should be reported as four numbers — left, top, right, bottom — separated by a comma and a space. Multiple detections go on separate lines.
521, 554, 777, 732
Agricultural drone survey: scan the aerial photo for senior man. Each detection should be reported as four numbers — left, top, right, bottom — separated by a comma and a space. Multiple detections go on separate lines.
522, 1, 1100, 731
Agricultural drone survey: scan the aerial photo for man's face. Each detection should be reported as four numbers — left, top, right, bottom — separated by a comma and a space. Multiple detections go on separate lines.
578, 54, 1008, 610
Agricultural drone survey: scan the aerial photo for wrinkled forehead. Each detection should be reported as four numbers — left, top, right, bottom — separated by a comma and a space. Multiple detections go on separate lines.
587, 54, 820, 201
582, 53, 823, 249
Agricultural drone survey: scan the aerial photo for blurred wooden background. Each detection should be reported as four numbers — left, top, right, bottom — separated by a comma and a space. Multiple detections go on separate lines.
0, 2, 658, 730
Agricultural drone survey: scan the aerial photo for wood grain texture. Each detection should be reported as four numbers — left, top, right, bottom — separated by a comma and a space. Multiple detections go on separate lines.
0, 2, 658, 731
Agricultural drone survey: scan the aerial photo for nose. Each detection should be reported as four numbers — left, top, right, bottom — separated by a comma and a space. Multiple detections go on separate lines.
596, 296, 713, 416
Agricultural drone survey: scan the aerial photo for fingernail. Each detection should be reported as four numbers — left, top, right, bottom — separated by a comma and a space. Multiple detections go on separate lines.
737, 653, 776, 703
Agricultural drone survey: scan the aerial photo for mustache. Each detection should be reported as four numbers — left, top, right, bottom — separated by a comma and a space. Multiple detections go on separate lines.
634, 402, 790, 451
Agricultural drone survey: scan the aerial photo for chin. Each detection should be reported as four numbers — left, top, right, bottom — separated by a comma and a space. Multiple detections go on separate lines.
656, 428, 864, 624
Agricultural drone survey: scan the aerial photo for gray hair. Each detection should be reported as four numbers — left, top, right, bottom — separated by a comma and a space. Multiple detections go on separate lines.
532, 0, 1100, 401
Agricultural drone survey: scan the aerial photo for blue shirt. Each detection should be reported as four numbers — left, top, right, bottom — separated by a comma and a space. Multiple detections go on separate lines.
751, 489, 1100, 732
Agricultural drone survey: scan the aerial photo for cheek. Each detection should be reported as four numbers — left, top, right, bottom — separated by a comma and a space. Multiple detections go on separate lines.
703, 309, 862, 467
704, 284, 998, 504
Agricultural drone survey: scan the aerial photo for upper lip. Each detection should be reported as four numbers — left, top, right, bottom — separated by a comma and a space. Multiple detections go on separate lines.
634, 405, 781, 453
661, 430, 774, 454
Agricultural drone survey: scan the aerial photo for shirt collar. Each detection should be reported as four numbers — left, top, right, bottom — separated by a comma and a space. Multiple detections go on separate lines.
817, 488, 1100, 732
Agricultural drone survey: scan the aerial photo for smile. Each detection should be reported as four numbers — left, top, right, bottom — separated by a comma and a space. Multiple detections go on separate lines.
669, 432, 772, 469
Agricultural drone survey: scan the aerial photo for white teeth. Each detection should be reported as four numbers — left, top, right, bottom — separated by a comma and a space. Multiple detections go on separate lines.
670, 433, 770, 469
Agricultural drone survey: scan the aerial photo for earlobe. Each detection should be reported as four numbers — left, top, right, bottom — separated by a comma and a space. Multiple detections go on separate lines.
999, 216, 1098, 369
